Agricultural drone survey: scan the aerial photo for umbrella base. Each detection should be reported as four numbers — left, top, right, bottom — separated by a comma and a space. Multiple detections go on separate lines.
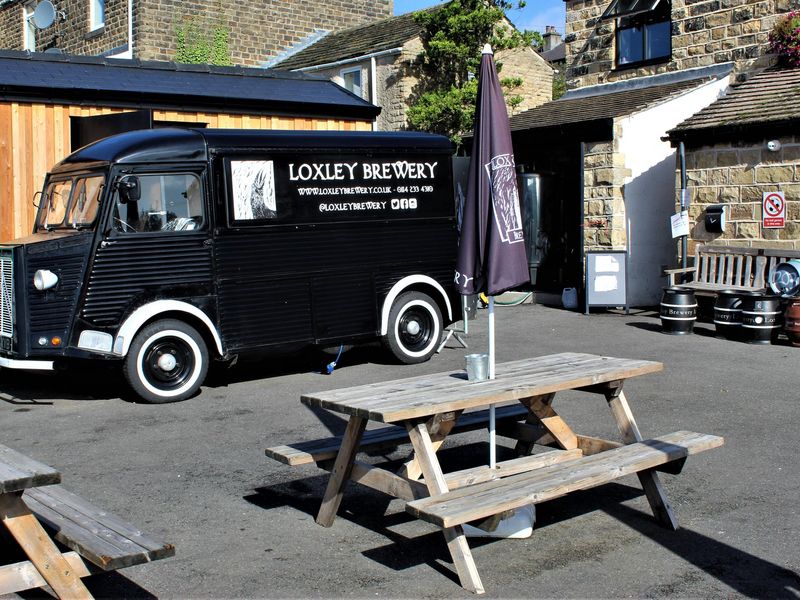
463, 505, 535, 539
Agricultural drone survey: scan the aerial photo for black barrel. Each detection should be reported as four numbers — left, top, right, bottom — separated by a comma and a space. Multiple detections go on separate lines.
740, 294, 782, 344
713, 290, 744, 340
660, 287, 697, 335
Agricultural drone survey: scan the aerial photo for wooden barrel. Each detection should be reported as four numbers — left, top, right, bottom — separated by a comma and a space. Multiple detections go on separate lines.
660, 287, 696, 335
713, 290, 744, 340
785, 299, 800, 348
740, 294, 782, 344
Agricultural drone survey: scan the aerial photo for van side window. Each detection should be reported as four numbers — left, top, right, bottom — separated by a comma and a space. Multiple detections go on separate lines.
114, 173, 204, 233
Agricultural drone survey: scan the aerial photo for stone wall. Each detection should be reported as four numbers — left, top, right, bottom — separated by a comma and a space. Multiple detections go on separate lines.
0, 0, 392, 65
0, 0, 129, 55
137, 0, 391, 66
495, 46, 554, 114
682, 136, 800, 251
564, 0, 800, 89
583, 136, 630, 250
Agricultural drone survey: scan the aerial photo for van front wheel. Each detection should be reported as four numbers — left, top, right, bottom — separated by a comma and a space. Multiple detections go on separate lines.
124, 319, 209, 403
383, 291, 443, 364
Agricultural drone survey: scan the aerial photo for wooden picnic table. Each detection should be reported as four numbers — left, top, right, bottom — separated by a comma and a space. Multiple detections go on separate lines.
0, 444, 93, 599
270, 352, 723, 594
0, 444, 174, 599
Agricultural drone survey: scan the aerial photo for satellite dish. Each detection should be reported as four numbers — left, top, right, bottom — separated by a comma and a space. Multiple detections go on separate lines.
44, 47, 63, 54
32, 1, 57, 29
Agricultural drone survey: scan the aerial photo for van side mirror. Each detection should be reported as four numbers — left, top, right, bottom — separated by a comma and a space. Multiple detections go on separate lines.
117, 175, 141, 204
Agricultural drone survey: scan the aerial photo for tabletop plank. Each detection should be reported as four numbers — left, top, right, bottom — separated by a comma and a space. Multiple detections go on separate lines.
0, 445, 61, 493
301, 353, 663, 423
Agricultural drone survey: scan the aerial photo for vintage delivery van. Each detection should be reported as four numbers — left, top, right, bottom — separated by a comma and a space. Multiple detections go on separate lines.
0, 128, 460, 403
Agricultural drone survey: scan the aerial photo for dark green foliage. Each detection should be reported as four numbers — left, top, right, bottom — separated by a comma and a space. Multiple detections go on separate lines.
175, 14, 232, 66
406, 0, 537, 148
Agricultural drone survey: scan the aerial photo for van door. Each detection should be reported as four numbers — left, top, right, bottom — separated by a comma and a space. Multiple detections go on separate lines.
82, 169, 213, 329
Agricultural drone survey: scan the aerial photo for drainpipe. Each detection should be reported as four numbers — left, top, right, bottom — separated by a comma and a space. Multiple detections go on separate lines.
128, 0, 134, 57
370, 55, 378, 131
580, 141, 587, 314
679, 141, 688, 279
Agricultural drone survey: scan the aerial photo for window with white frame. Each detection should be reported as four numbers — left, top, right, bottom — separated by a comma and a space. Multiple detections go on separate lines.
23, 1, 36, 51
89, 0, 105, 31
340, 67, 363, 98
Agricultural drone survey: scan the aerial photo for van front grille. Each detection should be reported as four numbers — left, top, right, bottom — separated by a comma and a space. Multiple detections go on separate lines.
0, 249, 13, 340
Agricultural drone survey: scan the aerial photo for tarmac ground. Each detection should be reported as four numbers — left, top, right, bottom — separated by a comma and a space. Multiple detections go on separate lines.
1, 302, 799, 599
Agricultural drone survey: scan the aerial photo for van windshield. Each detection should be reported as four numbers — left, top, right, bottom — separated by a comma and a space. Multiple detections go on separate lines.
37, 174, 105, 231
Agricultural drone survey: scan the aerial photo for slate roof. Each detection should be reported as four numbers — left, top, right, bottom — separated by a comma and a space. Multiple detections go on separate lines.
0, 50, 380, 119
272, 10, 431, 70
509, 73, 720, 133
668, 66, 800, 140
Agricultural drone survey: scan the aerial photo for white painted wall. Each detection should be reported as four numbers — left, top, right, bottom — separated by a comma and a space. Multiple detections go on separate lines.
618, 76, 730, 306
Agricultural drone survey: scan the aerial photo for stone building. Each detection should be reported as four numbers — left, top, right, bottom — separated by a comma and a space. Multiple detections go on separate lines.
668, 66, 800, 252
0, 0, 391, 64
268, 9, 553, 132
505, 0, 797, 306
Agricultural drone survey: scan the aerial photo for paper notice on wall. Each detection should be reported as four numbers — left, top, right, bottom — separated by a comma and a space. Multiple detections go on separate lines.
594, 275, 619, 292
670, 210, 690, 238
595, 255, 620, 273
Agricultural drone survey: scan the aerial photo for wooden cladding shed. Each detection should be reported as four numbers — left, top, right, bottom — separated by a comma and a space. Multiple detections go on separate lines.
0, 51, 379, 242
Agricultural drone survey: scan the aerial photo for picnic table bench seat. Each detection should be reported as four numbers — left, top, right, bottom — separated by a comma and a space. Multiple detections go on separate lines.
22, 484, 175, 571
406, 430, 724, 528
0, 443, 174, 598
266, 404, 530, 466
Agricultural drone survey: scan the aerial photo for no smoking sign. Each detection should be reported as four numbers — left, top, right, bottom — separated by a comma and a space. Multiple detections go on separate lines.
763, 191, 786, 228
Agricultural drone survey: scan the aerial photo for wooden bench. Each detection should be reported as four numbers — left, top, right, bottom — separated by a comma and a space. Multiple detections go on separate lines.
665, 245, 800, 296
0, 445, 174, 599
266, 404, 530, 466
406, 430, 723, 528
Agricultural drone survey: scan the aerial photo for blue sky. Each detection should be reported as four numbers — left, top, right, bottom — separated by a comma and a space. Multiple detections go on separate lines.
393, 1, 567, 35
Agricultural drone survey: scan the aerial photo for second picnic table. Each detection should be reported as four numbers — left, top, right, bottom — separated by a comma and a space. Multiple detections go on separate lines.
267, 352, 723, 594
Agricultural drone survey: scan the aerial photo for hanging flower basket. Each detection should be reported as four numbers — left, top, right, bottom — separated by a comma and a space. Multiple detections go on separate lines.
768, 11, 800, 67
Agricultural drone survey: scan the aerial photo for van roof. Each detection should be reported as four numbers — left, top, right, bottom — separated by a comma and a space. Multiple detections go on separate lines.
55, 128, 454, 169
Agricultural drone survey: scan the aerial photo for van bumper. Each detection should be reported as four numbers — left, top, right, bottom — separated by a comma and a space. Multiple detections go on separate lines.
0, 356, 54, 370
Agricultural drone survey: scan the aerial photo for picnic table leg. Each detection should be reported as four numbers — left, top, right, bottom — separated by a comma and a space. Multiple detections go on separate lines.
604, 386, 679, 531
0, 492, 93, 600
316, 416, 367, 527
399, 411, 461, 481
406, 420, 484, 595
519, 393, 579, 451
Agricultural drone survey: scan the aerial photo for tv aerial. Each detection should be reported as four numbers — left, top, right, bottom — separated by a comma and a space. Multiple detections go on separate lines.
32, 1, 66, 30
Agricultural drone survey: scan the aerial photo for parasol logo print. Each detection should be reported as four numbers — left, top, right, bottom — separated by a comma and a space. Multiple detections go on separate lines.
485, 154, 524, 244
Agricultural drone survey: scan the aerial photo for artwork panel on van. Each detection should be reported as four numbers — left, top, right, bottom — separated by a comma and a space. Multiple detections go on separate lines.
232, 160, 277, 220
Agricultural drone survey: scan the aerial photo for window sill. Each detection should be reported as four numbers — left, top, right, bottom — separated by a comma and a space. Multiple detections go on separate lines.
84, 26, 105, 40
613, 55, 670, 72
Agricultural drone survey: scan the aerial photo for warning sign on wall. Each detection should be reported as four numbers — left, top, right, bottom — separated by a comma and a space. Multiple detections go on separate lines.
763, 191, 786, 228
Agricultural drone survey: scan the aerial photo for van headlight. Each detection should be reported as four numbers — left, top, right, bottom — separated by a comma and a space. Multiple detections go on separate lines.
33, 269, 59, 291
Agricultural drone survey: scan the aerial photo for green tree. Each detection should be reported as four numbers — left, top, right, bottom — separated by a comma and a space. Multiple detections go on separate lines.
407, 0, 537, 148
175, 15, 232, 66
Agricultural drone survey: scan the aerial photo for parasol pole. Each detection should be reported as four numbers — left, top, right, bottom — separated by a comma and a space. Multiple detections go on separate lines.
488, 295, 496, 468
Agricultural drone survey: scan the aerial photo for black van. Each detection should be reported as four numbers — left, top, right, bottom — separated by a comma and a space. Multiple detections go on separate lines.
0, 128, 460, 403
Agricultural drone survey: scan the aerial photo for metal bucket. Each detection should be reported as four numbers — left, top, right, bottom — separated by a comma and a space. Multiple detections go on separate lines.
660, 287, 697, 335
465, 353, 489, 381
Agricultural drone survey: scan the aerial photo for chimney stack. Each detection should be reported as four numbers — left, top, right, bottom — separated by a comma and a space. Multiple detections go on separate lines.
542, 25, 562, 52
